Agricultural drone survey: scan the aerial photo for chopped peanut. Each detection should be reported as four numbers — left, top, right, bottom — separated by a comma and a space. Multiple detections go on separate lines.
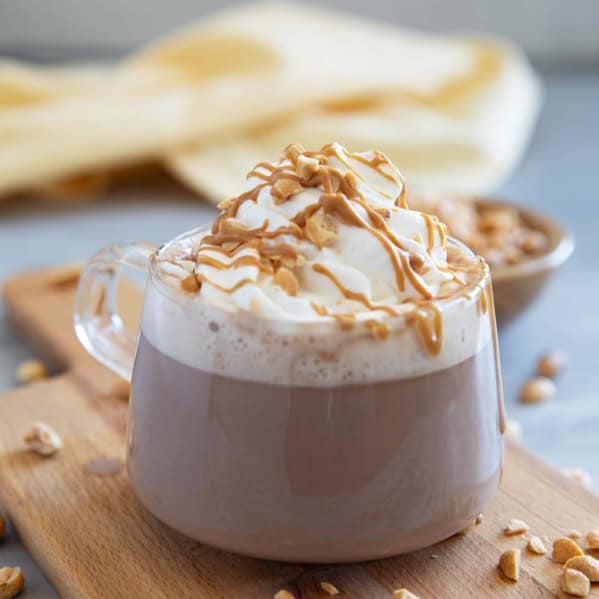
274, 590, 295, 599
296, 155, 320, 181
527, 536, 547, 555
461, 513, 483, 533
273, 267, 299, 296
319, 582, 339, 596
564, 555, 599, 582
504, 518, 529, 536
553, 537, 584, 563
521, 230, 549, 254
561, 568, 590, 597
305, 213, 338, 249
23, 422, 62, 457
519, 377, 556, 404
217, 196, 235, 211
272, 178, 304, 204
536, 350, 567, 378
586, 528, 599, 549
393, 590, 420, 599
110, 378, 131, 399
479, 207, 519, 232
499, 549, 520, 582
408, 195, 549, 270
0, 566, 24, 599
16, 359, 48, 385
365, 319, 390, 341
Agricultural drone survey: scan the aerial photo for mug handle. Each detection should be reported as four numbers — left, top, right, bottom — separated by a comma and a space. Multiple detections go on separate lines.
74, 241, 157, 381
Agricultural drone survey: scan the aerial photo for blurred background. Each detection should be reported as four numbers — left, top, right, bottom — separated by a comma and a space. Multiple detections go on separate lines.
2, 0, 599, 64
0, 1, 598, 596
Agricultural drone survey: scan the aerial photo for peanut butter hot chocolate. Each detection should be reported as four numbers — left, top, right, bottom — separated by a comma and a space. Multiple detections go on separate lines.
119, 144, 504, 562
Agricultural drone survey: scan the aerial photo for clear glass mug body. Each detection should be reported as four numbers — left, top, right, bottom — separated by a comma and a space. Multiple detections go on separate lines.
74, 226, 504, 563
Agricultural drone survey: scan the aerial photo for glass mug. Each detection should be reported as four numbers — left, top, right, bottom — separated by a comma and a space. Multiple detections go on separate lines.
74, 225, 504, 563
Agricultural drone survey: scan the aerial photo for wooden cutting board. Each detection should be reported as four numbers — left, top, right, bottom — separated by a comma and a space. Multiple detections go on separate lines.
1, 266, 598, 599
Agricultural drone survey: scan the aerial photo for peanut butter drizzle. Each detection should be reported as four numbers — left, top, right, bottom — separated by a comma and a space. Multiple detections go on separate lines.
181, 274, 200, 292
310, 302, 329, 317
348, 197, 434, 299
195, 274, 257, 295
314, 144, 406, 202
358, 199, 432, 299
332, 146, 408, 206
258, 242, 299, 262
320, 192, 406, 292
399, 252, 433, 299
200, 244, 248, 257
344, 148, 399, 184
323, 146, 366, 181
247, 161, 275, 181
353, 198, 405, 249
485, 281, 506, 434
479, 284, 488, 314
206, 218, 268, 244
312, 263, 398, 317
408, 303, 443, 356
211, 185, 266, 233
333, 313, 356, 331
197, 254, 265, 272
423, 213, 435, 253
201, 239, 298, 264
247, 170, 271, 182
437, 221, 447, 246
345, 195, 432, 298
273, 171, 304, 184
263, 224, 304, 239
290, 203, 321, 227
309, 302, 358, 332
395, 183, 407, 209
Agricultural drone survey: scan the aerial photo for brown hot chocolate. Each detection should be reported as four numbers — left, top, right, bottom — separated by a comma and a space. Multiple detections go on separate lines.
128, 331, 501, 562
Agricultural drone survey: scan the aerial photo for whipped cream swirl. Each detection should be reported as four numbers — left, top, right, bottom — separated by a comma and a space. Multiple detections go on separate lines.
158, 143, 477, 329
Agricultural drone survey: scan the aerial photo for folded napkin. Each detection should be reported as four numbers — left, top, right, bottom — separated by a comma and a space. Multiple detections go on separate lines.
0, 1, 541, 202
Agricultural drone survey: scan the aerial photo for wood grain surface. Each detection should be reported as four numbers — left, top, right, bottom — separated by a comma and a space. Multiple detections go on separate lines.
1, 266, 598, 599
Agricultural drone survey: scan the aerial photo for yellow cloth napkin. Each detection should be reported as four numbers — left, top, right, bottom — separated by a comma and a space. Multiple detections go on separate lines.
0, 2, 541, 202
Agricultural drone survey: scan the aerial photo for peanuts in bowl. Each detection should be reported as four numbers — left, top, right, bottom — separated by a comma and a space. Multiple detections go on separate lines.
409, 194, 574, 327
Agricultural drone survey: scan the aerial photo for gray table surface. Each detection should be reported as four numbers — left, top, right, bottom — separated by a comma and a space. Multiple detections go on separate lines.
0, 68, 598, 597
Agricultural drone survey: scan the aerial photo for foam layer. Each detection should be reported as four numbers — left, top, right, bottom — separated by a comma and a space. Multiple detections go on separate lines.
144, 230, 492, 386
